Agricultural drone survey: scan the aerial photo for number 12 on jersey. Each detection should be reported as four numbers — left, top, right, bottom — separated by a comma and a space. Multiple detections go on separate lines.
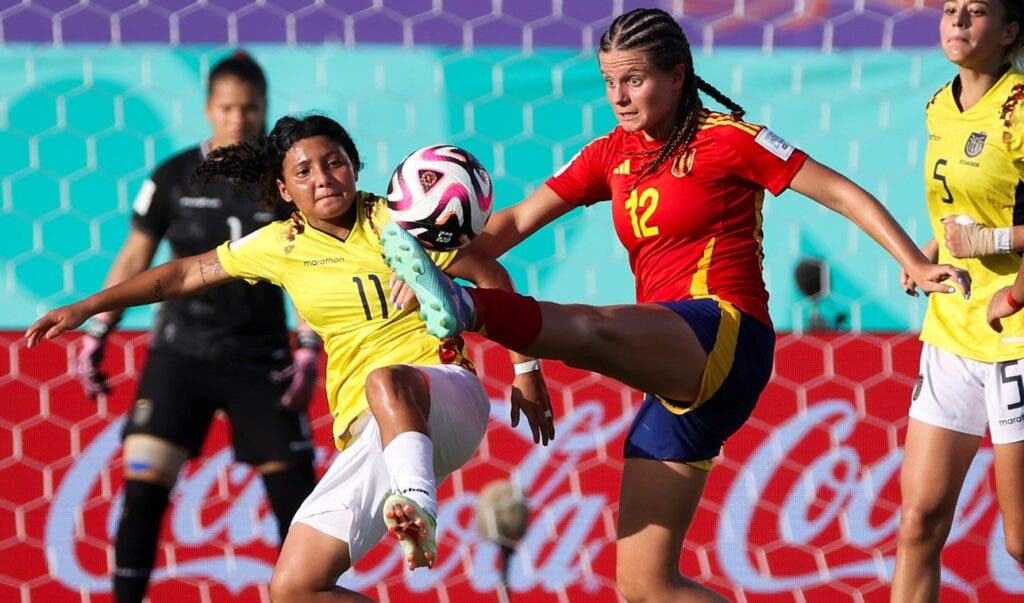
625, 187, 660, 238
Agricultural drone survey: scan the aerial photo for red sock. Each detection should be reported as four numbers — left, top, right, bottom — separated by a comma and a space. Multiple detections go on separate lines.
465, 288, 543, 351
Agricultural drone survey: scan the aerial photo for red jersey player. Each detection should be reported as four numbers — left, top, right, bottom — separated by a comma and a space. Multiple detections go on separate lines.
383, 7, 970, 602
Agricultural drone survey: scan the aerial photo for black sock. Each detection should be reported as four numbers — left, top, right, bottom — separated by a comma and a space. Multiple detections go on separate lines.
113, 480, 171, 603
261, 455, 316, 545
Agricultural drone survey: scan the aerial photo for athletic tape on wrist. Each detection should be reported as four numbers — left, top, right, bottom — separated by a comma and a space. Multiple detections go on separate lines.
994, 227, 1012, 254
513, 359, 541, 375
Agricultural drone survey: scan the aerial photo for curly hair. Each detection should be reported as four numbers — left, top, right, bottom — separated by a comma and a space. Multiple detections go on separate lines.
599, 8, 745, 182
195, 114, 364, 210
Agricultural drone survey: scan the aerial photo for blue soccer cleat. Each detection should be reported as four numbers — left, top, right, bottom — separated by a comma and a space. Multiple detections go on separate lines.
381, 223, 475, 338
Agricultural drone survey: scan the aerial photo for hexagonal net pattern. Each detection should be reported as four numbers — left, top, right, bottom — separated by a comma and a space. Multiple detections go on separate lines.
1, 1, 1018, 602
2, 0, 953, 331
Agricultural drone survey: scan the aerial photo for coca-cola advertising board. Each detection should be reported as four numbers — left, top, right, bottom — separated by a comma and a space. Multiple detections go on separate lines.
1, 332, 1020, 602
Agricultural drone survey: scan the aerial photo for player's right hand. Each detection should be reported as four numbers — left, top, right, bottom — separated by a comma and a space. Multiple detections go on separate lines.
899, 265, 919, 297
24, 302, 92, 347
905, 262, 971, 300
74, 335, 110, 398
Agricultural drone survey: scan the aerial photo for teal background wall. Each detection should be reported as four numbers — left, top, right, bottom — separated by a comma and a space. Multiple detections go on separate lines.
1, 45, 946, 331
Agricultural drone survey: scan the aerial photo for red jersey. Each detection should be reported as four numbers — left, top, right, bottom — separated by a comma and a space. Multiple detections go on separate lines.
546, 110, 808, 326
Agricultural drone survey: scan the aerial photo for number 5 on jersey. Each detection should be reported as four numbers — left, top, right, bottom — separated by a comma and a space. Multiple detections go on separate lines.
932, 159, 954, 204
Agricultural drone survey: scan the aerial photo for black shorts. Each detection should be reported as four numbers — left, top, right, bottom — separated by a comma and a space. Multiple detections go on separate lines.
122, 348, 312, 465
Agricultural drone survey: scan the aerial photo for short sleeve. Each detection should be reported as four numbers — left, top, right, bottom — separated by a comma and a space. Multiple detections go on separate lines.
715, 124, 808, 196
546, 136, 614, 206
432, 248, 458, 271
215, 224, 284, 286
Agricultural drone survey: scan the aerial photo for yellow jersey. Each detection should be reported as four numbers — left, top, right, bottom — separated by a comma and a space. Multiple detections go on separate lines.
922, 69, 1024, 361
216, 191, 460, 448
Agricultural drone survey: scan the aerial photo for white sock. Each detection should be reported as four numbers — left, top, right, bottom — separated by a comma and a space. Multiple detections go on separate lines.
382, 431, 437, 518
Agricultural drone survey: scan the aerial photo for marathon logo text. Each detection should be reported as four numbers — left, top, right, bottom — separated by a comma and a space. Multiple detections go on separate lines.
998, 412, 1024, 426
303, 257, 344, 266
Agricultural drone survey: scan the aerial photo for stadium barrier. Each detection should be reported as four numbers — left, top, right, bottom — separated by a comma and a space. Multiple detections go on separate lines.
2, 332, 1019, 602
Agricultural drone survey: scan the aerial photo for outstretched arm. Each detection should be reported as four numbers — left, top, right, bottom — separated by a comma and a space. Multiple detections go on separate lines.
445, 245, 556, 446
25, 249, 234, 346
470, 184, 574, 259
789, 158, 970, 298
73, 228, 161, 397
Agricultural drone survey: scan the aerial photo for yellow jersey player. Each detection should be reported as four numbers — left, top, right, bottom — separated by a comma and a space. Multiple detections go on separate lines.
894, 2, 1024, 602
25, 114, 555, 603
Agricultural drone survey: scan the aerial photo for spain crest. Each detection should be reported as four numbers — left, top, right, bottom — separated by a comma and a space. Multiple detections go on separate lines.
964, 131, 987, 158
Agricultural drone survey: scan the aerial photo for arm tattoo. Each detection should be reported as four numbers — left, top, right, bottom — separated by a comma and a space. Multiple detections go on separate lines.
198, 257, 225, 284
153, 280, 165, 301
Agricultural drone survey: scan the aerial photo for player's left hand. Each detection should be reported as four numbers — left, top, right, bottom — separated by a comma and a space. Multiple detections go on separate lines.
511, 371, 555, 446
272, 348, 319, 413
390, 274, 419, 311
988, 285, 1021, 332
906, 262, 971, 299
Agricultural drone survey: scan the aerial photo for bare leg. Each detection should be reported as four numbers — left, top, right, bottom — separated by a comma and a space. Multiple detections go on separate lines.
269, 523, 374, 603
381, 223, 708, 399
891, 419, 980, 603
522, 302, 708, 400
363, 365, 438, 569
616, 458, 728, 603
993, 440, 1024, 564
364, 365, 430, 447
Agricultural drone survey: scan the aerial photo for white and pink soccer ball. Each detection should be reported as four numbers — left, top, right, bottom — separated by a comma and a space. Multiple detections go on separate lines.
386, 145, 494, 251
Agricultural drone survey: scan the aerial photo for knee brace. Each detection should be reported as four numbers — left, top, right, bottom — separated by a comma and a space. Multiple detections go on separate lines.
121, 434, 188, 484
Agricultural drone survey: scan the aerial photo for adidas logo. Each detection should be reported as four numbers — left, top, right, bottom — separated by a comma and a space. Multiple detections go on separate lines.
612, 159, 630, 175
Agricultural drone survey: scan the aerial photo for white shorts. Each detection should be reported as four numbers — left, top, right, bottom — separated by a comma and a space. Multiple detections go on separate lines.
910, 342, 1024, 444
291, 363, 490, 562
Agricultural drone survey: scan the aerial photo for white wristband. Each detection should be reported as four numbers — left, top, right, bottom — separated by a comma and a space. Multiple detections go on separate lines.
994, 227, 1012, 254
513, 359, 541, 375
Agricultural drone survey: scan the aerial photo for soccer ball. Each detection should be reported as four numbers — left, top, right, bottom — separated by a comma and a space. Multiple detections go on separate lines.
386, 144, 494, 251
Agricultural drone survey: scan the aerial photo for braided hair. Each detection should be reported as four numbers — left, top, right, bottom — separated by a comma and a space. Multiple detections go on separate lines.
599, 8, 745, 181
196, 114, 364, 211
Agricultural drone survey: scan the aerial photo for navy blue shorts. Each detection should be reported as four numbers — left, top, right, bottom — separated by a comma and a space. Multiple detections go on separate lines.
623, 298, 775, 468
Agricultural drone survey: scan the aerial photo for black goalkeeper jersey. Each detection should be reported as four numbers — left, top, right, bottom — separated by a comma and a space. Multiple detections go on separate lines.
131, 144, 291, 365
